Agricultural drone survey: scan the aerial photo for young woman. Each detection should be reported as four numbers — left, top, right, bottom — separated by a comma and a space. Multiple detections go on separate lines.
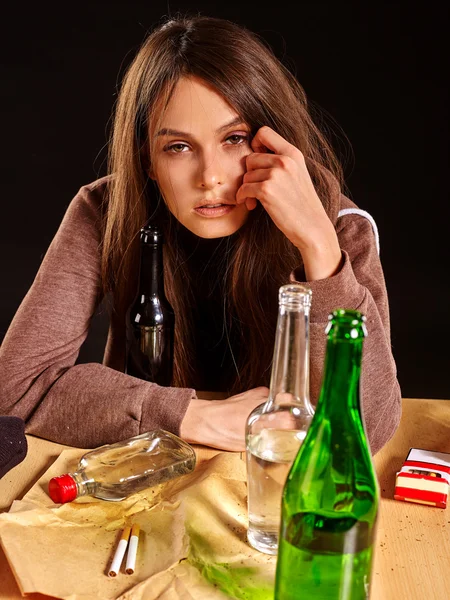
0, 15, 401, 453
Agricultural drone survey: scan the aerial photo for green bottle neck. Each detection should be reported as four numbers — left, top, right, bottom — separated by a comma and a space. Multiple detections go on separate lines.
317, 337, 363, 416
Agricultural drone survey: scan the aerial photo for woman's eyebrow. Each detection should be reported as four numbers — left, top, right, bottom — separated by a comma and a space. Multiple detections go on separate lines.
156, 117, 246, 138
216, 117, 247, 133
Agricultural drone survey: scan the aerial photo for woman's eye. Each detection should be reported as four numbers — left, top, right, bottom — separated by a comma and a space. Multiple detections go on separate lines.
225, 134, 248, 145
165, 143, 189, 153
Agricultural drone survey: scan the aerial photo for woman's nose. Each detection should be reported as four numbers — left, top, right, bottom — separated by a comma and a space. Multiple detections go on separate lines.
198, 152, 225, 189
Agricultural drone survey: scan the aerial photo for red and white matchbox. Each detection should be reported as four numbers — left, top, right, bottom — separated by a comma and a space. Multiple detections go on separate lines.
394, 448, 450, 508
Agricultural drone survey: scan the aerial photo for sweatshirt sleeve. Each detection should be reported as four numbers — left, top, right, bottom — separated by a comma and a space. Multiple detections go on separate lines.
290, 211, 402, 455
0, 183, 196, 448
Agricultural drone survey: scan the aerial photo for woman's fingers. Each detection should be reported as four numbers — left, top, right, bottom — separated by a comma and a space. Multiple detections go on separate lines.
243, 167, 275, 183
250, 125, 300, 159
237, 127, 305, 208
236, 181, 273, 205
193, 387, 270, 451
245, 198, 258, 211
246, 152, 297, 171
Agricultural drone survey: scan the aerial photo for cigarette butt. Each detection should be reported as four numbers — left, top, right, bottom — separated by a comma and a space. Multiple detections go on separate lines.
108, 526, 131, 577
125, 524, 140, 574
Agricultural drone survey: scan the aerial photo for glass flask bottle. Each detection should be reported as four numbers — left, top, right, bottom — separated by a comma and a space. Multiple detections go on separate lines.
48, 430, 196, 503
245, 283, 314, 555
275, 309, 379, 600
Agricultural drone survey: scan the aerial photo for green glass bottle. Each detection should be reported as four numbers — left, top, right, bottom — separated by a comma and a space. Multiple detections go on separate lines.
274, 309, 379, 600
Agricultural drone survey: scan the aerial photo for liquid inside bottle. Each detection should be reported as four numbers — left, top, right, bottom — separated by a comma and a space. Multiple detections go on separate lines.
276, 512, 375, 599
246, 426, 307, 553
48, 430, 196, 503
245, 284, 314, 555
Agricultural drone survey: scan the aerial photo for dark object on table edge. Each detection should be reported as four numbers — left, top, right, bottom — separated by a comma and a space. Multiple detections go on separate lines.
0, 416, 28, 479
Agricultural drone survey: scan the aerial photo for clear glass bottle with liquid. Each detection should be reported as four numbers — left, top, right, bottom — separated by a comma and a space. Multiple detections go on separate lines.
245, 283, 314, 555
48, 430, 196, 503
275, 309, 379, 599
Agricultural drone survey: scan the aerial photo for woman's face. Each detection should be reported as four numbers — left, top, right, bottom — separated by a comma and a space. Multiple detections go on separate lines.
150, 76, 252, 238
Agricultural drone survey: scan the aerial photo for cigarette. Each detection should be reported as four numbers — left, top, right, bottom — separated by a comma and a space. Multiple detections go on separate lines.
125, 523, 140, 574
108, 526, 131, 577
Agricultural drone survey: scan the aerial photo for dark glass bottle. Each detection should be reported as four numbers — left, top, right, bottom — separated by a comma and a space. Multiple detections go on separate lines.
125, 225, 175, 386
275, 309, 379, 600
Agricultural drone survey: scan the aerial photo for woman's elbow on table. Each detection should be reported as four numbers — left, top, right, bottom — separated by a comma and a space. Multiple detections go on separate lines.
0, 352, 56, 422
0, 364, 34, 420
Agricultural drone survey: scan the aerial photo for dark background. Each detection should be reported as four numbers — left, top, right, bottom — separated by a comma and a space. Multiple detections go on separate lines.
1, 2, 448, 398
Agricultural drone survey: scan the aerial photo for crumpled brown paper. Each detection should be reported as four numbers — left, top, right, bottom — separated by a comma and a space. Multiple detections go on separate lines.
0, 448, 276, 600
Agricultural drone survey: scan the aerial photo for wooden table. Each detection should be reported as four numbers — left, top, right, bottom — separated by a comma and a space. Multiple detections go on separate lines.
0, 398, 449, 599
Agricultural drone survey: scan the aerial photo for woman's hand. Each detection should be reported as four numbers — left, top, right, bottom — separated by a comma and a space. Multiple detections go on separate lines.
180, 387, 270, 451
236, 126, 342, 281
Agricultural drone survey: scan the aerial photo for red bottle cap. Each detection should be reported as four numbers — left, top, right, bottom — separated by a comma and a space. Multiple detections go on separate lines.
48, 474, 78, 503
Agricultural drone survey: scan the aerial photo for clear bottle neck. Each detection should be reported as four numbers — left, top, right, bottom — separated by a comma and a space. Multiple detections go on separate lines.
71, 470, 97, 498
264, 284, 314, 414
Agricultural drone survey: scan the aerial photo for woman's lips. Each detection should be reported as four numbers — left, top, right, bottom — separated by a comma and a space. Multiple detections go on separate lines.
194, 204, 236, 217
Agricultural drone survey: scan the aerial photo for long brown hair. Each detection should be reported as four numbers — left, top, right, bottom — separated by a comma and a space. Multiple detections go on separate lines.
102, 15, 344, 394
